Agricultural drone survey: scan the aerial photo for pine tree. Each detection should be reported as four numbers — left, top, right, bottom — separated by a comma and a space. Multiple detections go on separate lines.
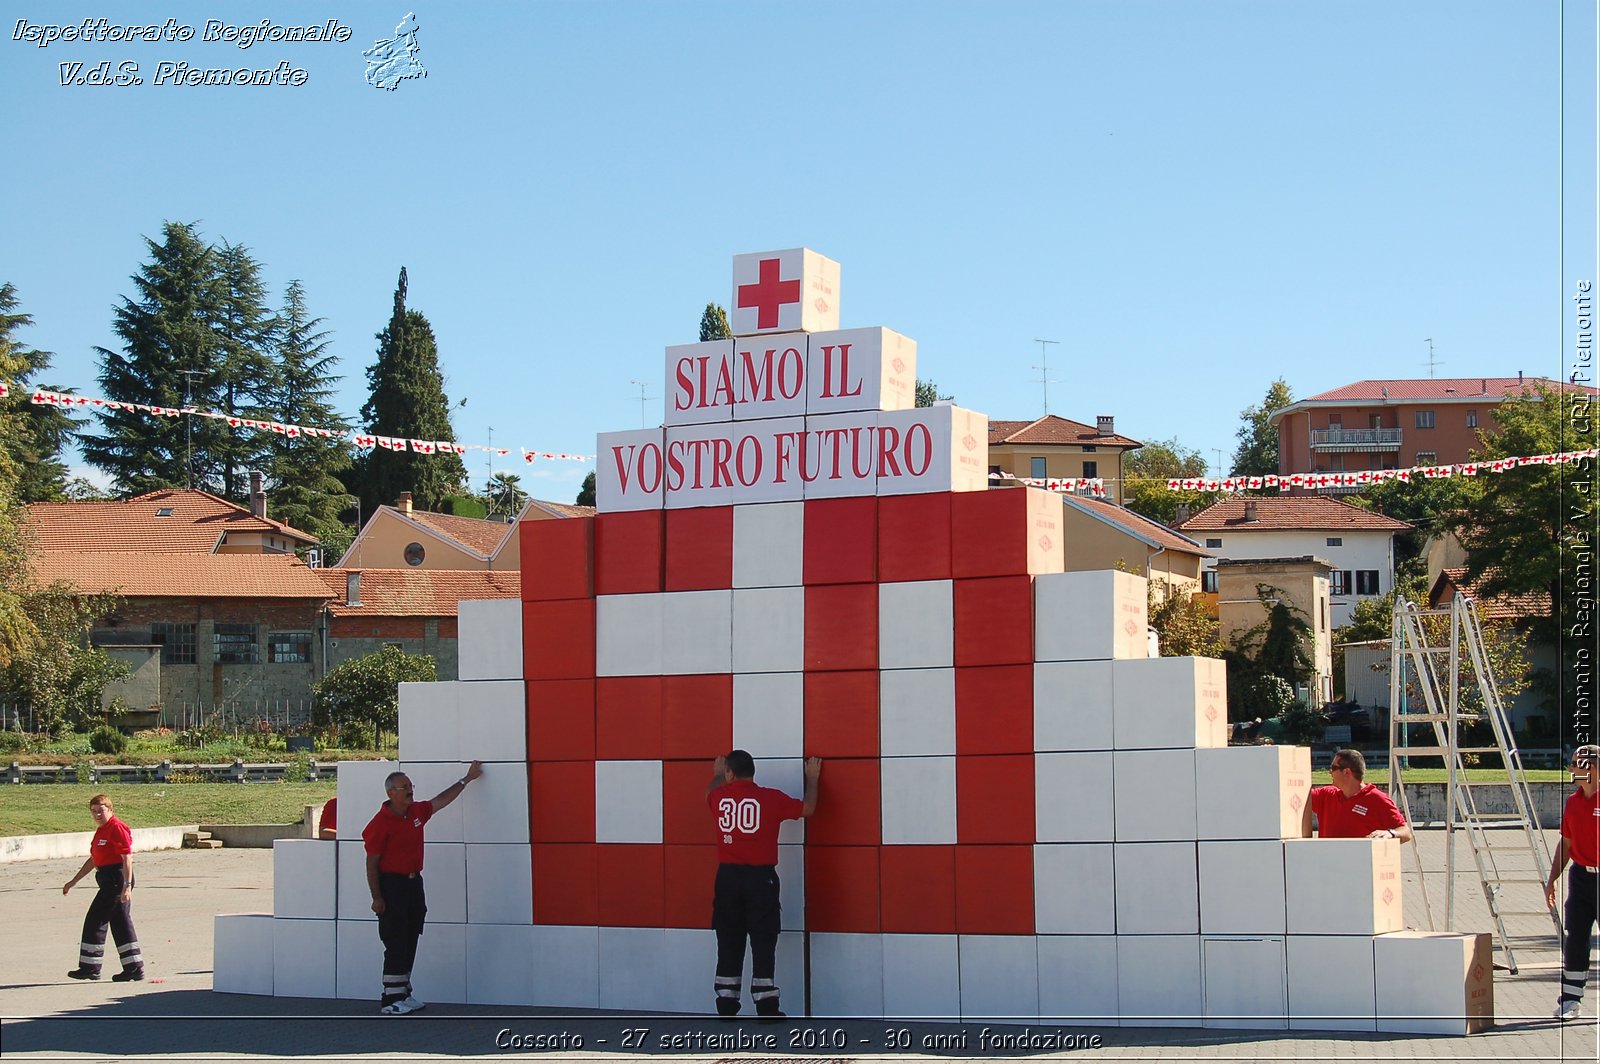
263, 280, 352, 543
576, 470, 596, 507
348, 268, 467, 515
0, 283, 77, 502
0, 288, 37, 665
1231, 378, 1295, 479
211, 242, 280, 500
699, 303, 732, 341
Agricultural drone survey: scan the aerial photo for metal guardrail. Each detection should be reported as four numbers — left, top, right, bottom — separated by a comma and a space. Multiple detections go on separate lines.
5, 760, 343, 784
1309, 427, 1403, 448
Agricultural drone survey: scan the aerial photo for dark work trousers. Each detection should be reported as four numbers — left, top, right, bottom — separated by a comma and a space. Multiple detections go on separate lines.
78, 865, 142, 975
712, 863, 782, 1016
1561, 865, 1600, 1004
377, 873, 427, 1005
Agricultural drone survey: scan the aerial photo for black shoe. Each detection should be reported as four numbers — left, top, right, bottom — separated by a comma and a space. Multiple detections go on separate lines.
67, 968, 100, 981
756, 1009, 787, 1023
111, 968, 144, 982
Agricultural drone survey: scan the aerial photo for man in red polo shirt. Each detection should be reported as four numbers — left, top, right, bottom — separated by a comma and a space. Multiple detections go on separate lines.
1300, 748, 1412, 842
62, 793, 144, 982
1546, 745, 1600, 1021
706, 751, 821, 1019
363, 760, 483, 1015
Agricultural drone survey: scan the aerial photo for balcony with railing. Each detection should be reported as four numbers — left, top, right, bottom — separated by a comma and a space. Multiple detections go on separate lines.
1308, 427, 1402, 452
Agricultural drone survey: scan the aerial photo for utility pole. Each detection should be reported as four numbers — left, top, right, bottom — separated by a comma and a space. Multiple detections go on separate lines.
629, 380, 651, 428
178, 368, 206, 490
1032, 339, 1060, 415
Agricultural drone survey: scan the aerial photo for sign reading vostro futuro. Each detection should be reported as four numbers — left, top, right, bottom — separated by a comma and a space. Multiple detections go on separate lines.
597, 249, 989, 511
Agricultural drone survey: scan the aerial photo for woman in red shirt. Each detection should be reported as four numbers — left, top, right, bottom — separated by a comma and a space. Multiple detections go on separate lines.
62, 794, 144, 981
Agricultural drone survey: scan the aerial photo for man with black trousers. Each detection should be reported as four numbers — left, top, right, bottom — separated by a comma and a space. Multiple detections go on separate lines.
363, 760, 483, 1015
1547, 745, 1600, 1021
706, 750, 821, 1019
63, 793, 144, 982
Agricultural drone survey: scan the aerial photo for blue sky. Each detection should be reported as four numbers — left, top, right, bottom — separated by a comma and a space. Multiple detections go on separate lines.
5, 1, 1594, 505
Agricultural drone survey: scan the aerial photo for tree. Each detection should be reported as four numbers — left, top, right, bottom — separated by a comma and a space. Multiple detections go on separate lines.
1225, 583, 1315, 720
347, 268, 468, 515
1148, 583, 1224, 658
915, 378, 951, 408
699, 303, 732, 342
311, 644, 436, 741
211, 242, 280, 500
1231, 378, 1294, 479
1121, 436, 1222, 525
261, 280, 352, 545
0, 283, 77, 502
0, 300, 35, 667
484, 472, 528, 516
577, 470, 596, 507
0, 585, 128, 734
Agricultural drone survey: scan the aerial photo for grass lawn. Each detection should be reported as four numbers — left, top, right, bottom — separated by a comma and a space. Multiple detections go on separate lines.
4, 733, 397, 768
0, 782, 337, 836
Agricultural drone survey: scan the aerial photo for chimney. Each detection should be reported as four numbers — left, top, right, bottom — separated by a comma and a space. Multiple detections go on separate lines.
249, 471, 266, 519
397, 491, 413, 515
1096, 415, 1115, 437
1243, 501, 1259, 523
1518, 370, 1524, 387
1174, 503, 1191, 525
346, 571, 361, 607
1480, 377, 1487, 394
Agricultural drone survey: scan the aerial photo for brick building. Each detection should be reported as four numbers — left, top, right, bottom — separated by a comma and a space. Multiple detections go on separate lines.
317, 567, 520, 678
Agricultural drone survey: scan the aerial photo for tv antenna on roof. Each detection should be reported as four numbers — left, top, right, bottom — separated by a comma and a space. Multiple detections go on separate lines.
1424, 338, 1443, 378
629, 380, 651, 428
1032, 339, 1060, 415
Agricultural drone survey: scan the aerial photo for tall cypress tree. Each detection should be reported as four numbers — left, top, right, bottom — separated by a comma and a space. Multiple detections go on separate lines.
212, 242, 280, 500
348, 268, 467, 515
0, 283, 78, 502
263, 279, 352, 544
699, 302, 732, 341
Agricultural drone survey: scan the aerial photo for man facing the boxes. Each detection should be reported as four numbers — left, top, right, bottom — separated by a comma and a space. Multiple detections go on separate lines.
706, 751, 821, 1019
1546, 745, 1600, 1022
363, 760, 484, 1015
1301, 748, 1412, 842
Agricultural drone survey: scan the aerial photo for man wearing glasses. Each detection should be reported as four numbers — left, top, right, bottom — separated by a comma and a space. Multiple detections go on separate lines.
1545, 745, 1600, 1021
363, 761, 484, 1015
1300, 748, 1412, 842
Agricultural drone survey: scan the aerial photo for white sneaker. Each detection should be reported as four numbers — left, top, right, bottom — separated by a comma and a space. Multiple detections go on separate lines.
402, 995, 426, 1012
380, 999, 419, 1016
1555, 998, 1581, 1021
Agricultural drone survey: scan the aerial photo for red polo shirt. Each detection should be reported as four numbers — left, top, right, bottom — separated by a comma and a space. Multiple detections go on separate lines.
90, 815, 133, 867
362, 800, 434, 874
1311, 783, 1405, 838
707, 780, 804, 866
1561, 787, 1600, 868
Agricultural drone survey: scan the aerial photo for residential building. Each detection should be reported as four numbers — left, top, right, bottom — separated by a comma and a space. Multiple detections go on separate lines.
317, 568, 520, 678
987, 414, 1142, 504
335, 492, 594, 570
1216, 556, 1334, 705
1269, 376, 1597, 493
1428, 567, 1556, 735
1174, 496, 1411, 628
1059, 494, 1210, 598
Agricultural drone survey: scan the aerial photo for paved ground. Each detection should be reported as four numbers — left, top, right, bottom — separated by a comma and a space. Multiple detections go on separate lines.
0, 830, 1596, 1061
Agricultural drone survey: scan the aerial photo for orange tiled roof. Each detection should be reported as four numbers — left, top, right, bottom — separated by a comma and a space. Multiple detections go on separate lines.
402, 509, 516, 556
1300, 377, 1596, 403
1174, 495, 1413, 533
1432, 567, 1551, 622
30, 551, 333, 598
527, 500, 598, 519
988, 415, 1142, 450
1063, 495, 1210, 556
318, 568, 521, 617
26, 489, 318, 553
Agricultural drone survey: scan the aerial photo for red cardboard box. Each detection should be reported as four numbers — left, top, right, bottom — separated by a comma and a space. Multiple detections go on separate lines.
804, 758, 881, 845
953, 575, 1034, 666
878, 492, 952, 583
661, 674, 732, 760
522, 599, 596, 680
528, 761, 596, 843
595, 510, 664, 595
595, 676, 663, 760
526, 678, 596, 762
954, 845, 1035, 934
879, 845, 957, 934
803, 671, 880, 757
803, 496, 878, 585
521, 516, 595, 601
665, 506, 733, 591
663, 844, 719, 928
804, 584, 879, 671
956, 754, 1036, 844
955, 664, 1033, 754
531, 843, 597, 925
806, 846, 881, 933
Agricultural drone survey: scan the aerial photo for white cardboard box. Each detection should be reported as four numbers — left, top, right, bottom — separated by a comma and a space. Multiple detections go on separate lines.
335, 918, 384, 998
878, 580, 954, 669
732, 672, 804, 759
1034, 660, 1115, 753
465, 843, 532, 924
457, 598, 524, 681
599, 927, 668, 1011
457, 679, 527, 763
595, 428, 667, 512
1114, 842, 1199, 934
1284, 838, 1403, 935
661, 590, 732, 674
528, 925, 599, 1008
732, 501, 804, 588
800, 411, 881, 499
1286, 934, 1376, 1031
464, 923, 534, 1005
880, 756, 956, 844
1034, 570, 1150, 662
663, 423, 736, 509
213, 914, 275, 996
273, 839, 336, 920
804, 326, 916, 417
809, 933, 885, 1018
1373, 931, 1494, 1035
1038, 934, 1119, 1026
336, 841, 375, 921
732, 586, 805, 673
272, 918, 337, 999
459, 760, 529, 844
398, 761, 465, 842
1117, 935, 1202, 1027
595, 760, 664, 844
875, 405, 991, 496
336, 760, 397, 841
879, 667, 956, 757
1113, 749, 1198, 841
421, 842, 466, 923
1202, 935, 1287, 1030
1035, 752, 1115, 842
731, 248, 840, 336
1034, 843, 1116, 934
731, 338, 809, 421
664, 339, 736, 426
882, 934, 961, 1019
398, 683, 458, 765
959, 935, 1040, 1023
1195, 745, 1312, 840
410, 920, 466, 1005
1112, 656, 1229, 750
1198, 840, 1287, 935
596, 593, 664, 677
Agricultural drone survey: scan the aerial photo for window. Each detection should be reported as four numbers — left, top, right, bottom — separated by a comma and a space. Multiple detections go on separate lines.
1356, 570, 1381, 595
988, 464, 1002, 476
1416, 451, 1437, 466
404, 542, 426, 566
1081, 445, 1097, 453
213, 623, 259, 664
1201, 570, 1219, 593
1030, 457, 1047, 479
1466, 409, 1478, 428
1326, 537, 1343, 547
1205, 538, 1223, 549
1082, 460, 1098, 479
151, 622, 196, 665
1414, 409, 1435, 429
1370, 414, 1384, 429
269, 631, 313, 664
1331, 570, 1352, 595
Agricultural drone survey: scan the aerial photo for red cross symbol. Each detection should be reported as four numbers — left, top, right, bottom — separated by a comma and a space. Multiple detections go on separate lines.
737, 258, 801, 330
